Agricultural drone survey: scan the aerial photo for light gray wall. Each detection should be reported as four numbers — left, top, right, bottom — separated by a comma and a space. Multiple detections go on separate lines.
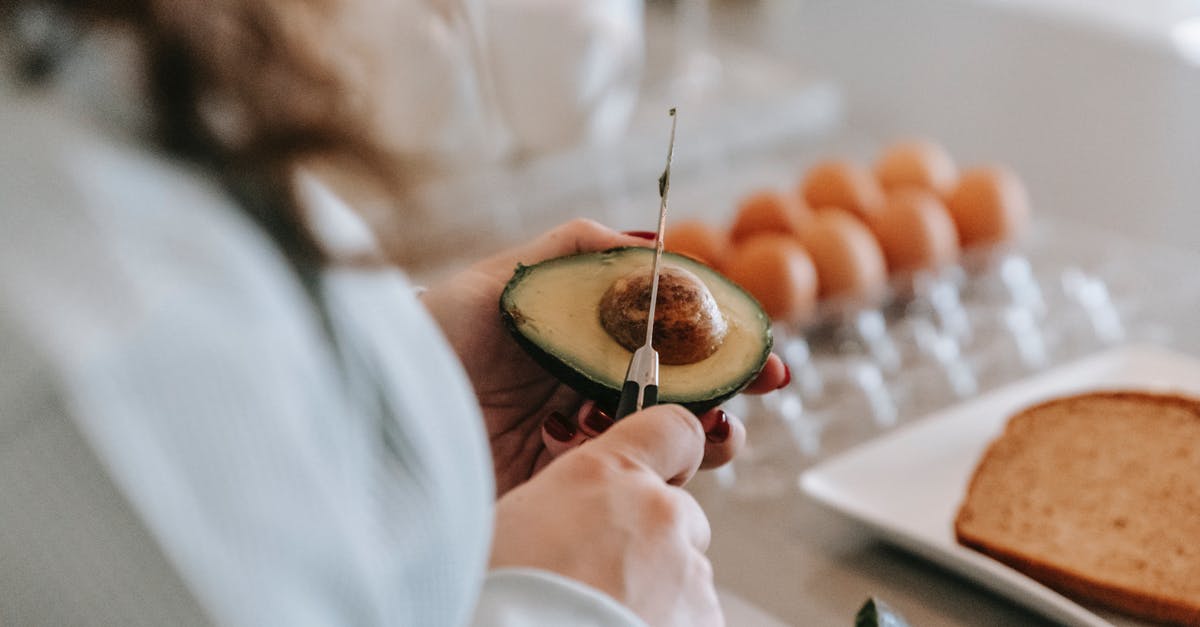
758, 0, 1200, 251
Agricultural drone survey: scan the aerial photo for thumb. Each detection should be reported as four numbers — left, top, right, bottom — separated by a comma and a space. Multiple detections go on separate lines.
587, 404, 707, 486
511, 218, 651, 266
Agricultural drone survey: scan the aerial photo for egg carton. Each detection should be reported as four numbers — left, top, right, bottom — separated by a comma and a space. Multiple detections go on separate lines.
711, 216, 1200, 499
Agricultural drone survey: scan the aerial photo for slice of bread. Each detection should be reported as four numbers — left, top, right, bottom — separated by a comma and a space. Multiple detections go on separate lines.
954, 391, 1200, 625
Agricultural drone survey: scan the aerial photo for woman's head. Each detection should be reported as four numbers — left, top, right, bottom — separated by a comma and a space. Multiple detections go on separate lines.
4, 0, 424, 261
15, 1, 411, 170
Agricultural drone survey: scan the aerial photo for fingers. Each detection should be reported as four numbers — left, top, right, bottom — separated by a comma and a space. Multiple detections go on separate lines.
674, 489, 712, 552
546, 401, 747, 472
587, 403, 707, 486
513, 219, 652, 266
575, 399, 614, 438
741, 353, 790, 395
538, 400, 609, 461
541, 411, 587, 457
696, 409, 746, 470
537, 405, 713, 549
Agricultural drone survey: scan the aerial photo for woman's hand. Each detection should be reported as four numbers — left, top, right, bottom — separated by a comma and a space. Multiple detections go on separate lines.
490, 404, 722, 627
420, 219, 788, 495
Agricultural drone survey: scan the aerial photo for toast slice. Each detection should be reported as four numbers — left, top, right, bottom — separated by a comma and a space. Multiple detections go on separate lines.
954, 391, 1200, 625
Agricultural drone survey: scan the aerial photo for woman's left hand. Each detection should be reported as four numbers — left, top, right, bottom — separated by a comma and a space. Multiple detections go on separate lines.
420, 219, 789, 495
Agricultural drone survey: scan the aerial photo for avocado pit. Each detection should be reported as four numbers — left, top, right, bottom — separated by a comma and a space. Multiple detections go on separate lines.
598, 265, 728, 365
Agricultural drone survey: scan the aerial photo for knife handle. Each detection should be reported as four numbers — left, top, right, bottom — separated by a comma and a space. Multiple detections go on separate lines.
614, 381, 659, 420
641, 384, 658, 410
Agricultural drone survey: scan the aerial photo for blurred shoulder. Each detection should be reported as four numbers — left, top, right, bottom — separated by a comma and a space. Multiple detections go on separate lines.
0, 90, 320, 368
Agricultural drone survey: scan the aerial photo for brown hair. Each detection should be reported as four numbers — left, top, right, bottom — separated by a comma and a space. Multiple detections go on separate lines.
5, 0, 403, 265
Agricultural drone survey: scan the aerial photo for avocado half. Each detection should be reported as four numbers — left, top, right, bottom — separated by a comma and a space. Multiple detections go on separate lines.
499, 247, 773, 415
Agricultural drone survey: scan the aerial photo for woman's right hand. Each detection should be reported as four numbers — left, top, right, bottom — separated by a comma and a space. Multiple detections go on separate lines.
489, 404, 721, 627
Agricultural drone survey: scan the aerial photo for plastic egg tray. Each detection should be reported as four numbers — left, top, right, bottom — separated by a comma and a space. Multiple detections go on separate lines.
712, 216, 1200, 498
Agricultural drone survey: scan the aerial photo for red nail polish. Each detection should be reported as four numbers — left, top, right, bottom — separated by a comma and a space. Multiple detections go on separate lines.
544, 412, 576, 442
583, 406, 614, 433
778, 363, 792, 390
705, 410, 730, 443
622, 230, 657, 240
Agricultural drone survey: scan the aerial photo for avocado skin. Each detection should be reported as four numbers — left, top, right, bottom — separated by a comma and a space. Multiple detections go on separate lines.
499, 247, 774, 416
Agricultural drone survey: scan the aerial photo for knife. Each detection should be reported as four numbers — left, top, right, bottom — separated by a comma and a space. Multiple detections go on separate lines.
614, 108, 678, 420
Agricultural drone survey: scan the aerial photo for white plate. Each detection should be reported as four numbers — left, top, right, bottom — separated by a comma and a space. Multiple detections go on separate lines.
799, 344, 1200, 627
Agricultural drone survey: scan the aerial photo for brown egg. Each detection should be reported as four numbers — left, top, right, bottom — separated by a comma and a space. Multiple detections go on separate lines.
722, 234, 819, 325
798, 209, 888, 303
663, 220, 730, 269
945, 166, 1031, 248
730, 189, 811, 243
800, 159, 885, 221
874, 139, 959, 196
868, 188, 961, 275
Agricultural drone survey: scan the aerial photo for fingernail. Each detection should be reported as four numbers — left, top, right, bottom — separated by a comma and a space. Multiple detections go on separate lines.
705, 410, 730, 443
778, 363, 792, 390
583, 406, 614, 433
544, 412, 576, 442
622, 230, 657, 240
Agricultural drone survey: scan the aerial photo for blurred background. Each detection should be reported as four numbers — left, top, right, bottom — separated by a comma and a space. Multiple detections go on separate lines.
371, 2, 1200, 624
383, 0, 1200, 279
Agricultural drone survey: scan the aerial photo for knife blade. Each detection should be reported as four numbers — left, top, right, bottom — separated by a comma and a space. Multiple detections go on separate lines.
614, 108, 677, 420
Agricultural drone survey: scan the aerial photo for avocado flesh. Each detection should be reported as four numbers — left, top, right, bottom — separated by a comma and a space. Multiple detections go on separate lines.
500, 247, 773, 414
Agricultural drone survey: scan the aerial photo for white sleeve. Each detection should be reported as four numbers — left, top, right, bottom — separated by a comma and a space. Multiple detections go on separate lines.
0, 321, 213, 627
472, 568, 647, 627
